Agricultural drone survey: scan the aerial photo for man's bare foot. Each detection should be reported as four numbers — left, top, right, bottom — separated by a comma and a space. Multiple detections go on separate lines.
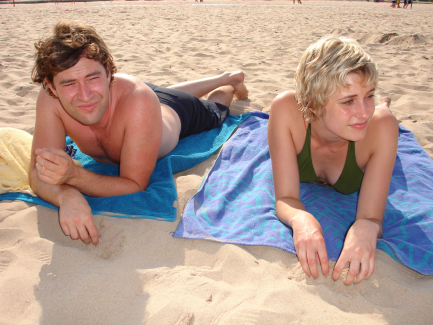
380, 96, 391, 108
225, 71, 249, 100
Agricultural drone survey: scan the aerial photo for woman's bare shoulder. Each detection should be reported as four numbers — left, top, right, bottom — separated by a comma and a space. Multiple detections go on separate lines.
271, 90, 296, 108
270, 91, 304, 120
369, 106, 399, 139
268, 91, 307, 152
362, 106, 399, 159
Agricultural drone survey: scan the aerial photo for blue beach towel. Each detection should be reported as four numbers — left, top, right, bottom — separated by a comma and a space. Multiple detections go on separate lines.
0, 114, 250, 221
173, 111, 433, 275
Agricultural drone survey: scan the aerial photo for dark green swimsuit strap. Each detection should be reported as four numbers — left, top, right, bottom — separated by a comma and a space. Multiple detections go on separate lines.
297, 124, 364, 194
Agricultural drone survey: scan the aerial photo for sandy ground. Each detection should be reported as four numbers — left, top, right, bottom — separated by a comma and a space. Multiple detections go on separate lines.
1, 1, 433, 324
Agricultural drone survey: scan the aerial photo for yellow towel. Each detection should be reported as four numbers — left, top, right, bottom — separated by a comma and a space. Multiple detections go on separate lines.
0, 128, 35, 195
0, 128, 81, 196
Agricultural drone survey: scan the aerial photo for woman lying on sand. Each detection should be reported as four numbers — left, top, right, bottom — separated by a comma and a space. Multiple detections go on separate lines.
268, 36, 399, 285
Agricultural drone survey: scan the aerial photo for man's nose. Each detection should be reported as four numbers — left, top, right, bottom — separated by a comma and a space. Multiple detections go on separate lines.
77, 83, 92, 101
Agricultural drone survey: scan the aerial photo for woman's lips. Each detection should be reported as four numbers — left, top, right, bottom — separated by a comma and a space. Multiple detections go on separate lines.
350, 121, 368, 129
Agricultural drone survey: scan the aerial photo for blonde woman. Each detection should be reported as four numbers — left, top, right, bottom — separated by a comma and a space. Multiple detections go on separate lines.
268, 36, 398, 285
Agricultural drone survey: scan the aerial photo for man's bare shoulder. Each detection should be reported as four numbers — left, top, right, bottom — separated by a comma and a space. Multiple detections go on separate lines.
36, 87, 63, 113
111, 73, 153, 96
111, 73, 160, 116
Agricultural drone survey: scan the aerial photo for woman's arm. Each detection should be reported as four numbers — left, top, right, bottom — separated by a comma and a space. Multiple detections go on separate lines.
268, 91, 329, 279
332, 107, 399, 285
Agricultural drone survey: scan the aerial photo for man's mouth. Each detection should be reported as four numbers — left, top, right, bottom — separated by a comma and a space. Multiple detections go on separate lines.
77, 101, 98, 112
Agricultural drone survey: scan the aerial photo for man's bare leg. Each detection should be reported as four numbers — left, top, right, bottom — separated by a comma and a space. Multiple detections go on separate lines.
205, 85, 235, 108
168, 71, 248, 101
158, 84, 241, 158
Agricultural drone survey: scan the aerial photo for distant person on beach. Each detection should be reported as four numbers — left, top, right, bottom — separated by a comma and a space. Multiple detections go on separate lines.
30, 20, 248, 246
268, 36, 398, 285
403, 0, 412, 9
293, 0, 302, 3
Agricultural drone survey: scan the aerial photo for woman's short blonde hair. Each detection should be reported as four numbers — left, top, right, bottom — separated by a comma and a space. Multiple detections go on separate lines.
295, 36, 378, 122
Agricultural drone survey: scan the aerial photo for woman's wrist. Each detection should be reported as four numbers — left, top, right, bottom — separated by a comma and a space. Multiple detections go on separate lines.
354, 218, 383, 238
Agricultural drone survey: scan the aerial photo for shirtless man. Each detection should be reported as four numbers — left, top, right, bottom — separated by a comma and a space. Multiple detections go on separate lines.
30, 21, 248, 246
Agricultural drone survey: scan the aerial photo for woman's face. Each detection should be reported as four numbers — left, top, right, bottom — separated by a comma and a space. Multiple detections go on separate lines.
317, 72, 376, 142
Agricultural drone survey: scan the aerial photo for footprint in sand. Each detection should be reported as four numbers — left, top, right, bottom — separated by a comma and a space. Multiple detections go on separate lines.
0, 250, 15, 276
0, 228, 25, 249
20, 237, 52, 265
88, 218, 127, 260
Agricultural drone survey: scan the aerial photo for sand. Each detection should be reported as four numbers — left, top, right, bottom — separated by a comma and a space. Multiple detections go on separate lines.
1, 0, 433, 324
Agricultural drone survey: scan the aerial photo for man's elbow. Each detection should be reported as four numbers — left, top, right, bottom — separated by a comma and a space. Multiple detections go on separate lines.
28, 168, 41, 194
136, 181, 148, 193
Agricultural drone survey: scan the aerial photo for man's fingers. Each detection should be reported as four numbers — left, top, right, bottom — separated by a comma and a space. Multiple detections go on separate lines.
86, 222, 101, 246
36, 162, 56, 178
77, 225, 92, 245
36, 147, 67, 160
36, 148, 60, 164
36, 156, 61, 177
68, 227, 80, 241
36, 163, 61, 185
60, 222, 71, 237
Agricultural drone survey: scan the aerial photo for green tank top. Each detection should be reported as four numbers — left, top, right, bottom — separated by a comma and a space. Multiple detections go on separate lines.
297, 124, 364, 194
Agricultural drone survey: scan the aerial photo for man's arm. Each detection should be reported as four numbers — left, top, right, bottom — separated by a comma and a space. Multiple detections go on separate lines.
30, 88, 71, 202
30, 89, 100, 245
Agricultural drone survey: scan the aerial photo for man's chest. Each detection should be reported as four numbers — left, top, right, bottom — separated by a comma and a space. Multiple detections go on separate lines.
65, 124, 124, 165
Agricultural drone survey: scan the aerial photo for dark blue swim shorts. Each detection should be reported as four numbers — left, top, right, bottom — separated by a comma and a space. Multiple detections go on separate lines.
145, 82, 230, 139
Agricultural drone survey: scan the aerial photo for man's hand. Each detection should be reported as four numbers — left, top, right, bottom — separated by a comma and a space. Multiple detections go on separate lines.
58, 188, 101, 245
292, 212, 330, 279
332, 219, 380, 285
35, 148, 78, 186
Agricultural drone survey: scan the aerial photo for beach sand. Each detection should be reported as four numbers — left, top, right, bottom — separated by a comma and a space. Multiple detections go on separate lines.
1, 0, 433, 323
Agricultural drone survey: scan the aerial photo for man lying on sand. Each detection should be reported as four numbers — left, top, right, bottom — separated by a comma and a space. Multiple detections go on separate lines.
29, 20, 248, 246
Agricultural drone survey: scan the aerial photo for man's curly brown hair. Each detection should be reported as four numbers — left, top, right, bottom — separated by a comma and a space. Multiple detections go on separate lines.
32, 20, 117, 97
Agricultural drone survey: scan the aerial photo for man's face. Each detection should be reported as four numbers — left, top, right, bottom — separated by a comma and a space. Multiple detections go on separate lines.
48, 57, 111, 126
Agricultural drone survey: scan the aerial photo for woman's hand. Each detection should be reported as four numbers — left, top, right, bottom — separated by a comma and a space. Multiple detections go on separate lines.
291, 212, 329, 279
332, 218, 380, 285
